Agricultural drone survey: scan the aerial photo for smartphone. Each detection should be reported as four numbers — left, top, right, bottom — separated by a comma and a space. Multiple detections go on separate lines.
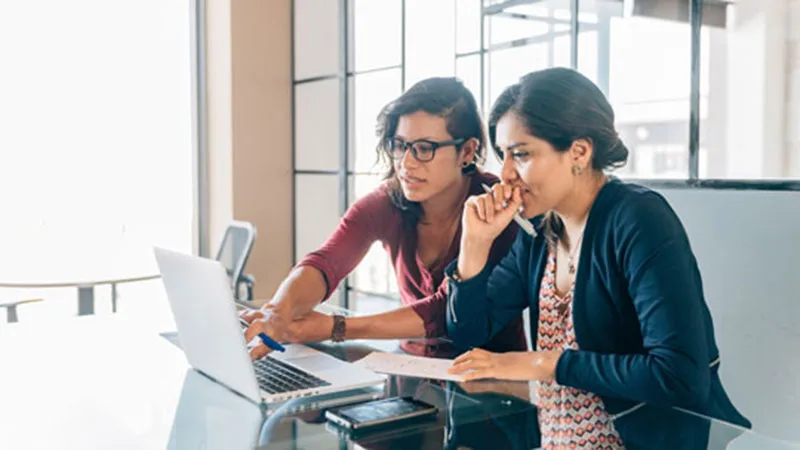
325, 396, 438, 431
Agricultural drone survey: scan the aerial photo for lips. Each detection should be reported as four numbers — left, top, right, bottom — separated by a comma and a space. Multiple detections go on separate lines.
400, 174, 426, 185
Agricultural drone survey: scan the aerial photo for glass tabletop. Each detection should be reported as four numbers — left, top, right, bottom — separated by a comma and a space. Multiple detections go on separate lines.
169, 337, 800, 450
169, 338, 541, 450
2, 309, 797, 449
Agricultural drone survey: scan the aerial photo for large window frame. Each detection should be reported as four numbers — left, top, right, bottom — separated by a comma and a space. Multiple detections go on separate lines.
290, 0, 800, 308
193, 0, 209, 257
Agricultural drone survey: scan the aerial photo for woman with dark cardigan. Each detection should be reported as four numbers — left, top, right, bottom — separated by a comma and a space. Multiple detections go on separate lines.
446, 68, 750, 449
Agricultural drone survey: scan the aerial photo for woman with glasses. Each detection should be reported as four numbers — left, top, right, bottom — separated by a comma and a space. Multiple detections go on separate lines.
243, 77, 526, 358
444, 68, 750, 448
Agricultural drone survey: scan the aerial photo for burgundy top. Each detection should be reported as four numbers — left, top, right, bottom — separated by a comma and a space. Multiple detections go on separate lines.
297, 171, 527, 356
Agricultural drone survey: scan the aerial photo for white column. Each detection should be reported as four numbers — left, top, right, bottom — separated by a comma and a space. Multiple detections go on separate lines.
724, 0, 788, 178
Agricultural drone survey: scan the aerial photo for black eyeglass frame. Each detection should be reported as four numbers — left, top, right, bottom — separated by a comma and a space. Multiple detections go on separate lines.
384, 137, 466, 162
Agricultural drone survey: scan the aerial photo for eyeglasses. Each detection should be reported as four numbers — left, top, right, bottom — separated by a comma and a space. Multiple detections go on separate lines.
384, 137, 465, 162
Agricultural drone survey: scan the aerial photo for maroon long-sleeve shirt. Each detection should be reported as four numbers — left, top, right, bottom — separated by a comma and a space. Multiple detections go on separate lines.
297, 171, 527, 356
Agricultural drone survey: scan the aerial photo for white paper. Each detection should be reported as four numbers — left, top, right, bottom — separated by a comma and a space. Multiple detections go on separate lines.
354, 351, 464, 382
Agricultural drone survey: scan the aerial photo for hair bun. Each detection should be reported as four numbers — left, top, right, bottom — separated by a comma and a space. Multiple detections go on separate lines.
600, 134, 629, 170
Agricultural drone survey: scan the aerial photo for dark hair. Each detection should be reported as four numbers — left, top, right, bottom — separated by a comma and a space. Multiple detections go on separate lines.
487, 67, 629, 250
375, 77, 487, 227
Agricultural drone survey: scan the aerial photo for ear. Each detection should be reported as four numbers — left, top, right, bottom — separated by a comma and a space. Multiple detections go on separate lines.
459, 137, 479, 166
569, 138, 593, 170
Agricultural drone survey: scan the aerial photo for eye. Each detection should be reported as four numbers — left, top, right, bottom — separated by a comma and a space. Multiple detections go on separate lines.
510, 150, 529, 160
414, 142, 435, 153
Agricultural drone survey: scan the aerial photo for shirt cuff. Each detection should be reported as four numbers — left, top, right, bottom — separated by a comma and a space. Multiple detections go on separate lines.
443, 259, 493, 323
554, 348, 577, 386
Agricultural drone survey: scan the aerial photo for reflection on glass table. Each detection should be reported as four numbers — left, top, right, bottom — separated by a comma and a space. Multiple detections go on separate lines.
2, 312, 798, 450
186, 340, 800, 450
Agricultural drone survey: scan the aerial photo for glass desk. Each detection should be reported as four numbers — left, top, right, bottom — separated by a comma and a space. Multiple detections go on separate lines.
0, 314, 797, 449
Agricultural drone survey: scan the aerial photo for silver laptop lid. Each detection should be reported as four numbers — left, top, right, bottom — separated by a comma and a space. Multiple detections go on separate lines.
154, 247, 262, 404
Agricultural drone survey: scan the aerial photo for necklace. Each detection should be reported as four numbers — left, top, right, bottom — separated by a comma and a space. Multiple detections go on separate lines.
566, 229, 585, 275
563, 175, 605, 274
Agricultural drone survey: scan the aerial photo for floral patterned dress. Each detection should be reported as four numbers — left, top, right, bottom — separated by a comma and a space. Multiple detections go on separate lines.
534, 252, 625, 449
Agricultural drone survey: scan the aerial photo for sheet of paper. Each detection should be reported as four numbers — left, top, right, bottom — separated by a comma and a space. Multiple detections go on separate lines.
354, 351, 464, 382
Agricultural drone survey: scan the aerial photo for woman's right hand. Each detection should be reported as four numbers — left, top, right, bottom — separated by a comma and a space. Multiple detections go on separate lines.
462, 183, 522, 245
240, 306, 289, 359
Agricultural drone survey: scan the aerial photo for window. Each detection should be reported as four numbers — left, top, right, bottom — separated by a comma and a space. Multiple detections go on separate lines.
405, 0, 456, 87
293, 0, 406, 309
0, 0, 196, 323
292, 0, 800, 310
578, 0, 692, 179
700, 0, 800, 179
481, 0, 574, 171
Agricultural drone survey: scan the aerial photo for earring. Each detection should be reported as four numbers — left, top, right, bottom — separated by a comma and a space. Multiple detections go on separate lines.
462, 161, 469, 167
572, 165, 584, 175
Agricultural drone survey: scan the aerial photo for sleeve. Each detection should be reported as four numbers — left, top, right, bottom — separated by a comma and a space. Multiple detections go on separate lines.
555, 191, 712, 408
408, 281, 449, 339
413, 223, 520, 339
295, 188, 391, 300
445, 229, 531, 351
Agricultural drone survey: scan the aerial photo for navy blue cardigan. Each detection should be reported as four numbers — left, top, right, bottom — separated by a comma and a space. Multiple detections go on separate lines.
445, 178, 750, 448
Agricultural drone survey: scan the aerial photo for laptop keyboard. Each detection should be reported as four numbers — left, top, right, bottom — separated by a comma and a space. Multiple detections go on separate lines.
253, 356, 331, 394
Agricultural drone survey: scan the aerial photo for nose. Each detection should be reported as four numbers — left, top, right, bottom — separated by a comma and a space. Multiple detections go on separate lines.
500, 152, 519, 184
398, 144, 419, 170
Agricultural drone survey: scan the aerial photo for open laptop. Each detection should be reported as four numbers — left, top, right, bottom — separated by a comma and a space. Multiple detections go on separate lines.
154, 247, 385, 405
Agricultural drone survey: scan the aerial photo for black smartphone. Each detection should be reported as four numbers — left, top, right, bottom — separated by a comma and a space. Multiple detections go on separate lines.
325, 396, 438, 431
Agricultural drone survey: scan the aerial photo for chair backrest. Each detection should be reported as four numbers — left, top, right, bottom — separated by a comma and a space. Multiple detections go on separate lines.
214, 221, 256, 294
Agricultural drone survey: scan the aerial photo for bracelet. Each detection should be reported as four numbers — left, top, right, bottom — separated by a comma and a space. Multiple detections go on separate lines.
447, 267, 464, 283
331, 314, 346, 342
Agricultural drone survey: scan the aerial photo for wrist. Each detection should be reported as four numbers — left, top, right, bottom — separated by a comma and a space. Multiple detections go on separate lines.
462, 234, 494, 253
456, 240, 491, 281
341, 316, 369, 340
330, 314, 346, 342
534, 350, 562, 381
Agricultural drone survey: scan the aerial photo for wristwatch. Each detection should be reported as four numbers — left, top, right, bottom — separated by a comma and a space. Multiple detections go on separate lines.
331, 314, 346, 342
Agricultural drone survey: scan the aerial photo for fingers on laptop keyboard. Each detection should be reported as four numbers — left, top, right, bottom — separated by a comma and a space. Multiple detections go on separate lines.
249, 342, 271, 360
240, 309, 264, 325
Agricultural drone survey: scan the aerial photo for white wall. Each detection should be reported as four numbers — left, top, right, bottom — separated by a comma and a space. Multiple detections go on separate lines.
658, 187, 800, 441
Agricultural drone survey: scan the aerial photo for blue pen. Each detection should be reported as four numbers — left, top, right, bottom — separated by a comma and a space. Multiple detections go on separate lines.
257, 332, 286, 353
239, 316, 286, 352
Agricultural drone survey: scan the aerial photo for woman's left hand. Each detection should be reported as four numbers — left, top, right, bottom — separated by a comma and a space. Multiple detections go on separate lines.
447, 348, 562, 382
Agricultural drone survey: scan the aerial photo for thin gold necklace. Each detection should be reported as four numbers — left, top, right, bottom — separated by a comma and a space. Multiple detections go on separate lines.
567, 230, 585, 275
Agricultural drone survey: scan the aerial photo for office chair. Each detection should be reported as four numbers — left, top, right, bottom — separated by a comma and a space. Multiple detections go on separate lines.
215, 221, 257, 303
0, 297, 44, 323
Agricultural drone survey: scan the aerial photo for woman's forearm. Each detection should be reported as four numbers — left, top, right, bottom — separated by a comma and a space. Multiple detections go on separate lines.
456, 237, 493, 280
345, 306, 427, 340
269, 265, 328, 319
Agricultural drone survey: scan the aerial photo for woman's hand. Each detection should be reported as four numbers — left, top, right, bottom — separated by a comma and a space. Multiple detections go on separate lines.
456, 184, 523, 280
461, 183, 523, 246
242, 307, 333, 360
447, 348, 562, 382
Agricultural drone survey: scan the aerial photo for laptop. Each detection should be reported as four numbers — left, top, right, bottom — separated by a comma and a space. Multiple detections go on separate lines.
154, 247, 386, 405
